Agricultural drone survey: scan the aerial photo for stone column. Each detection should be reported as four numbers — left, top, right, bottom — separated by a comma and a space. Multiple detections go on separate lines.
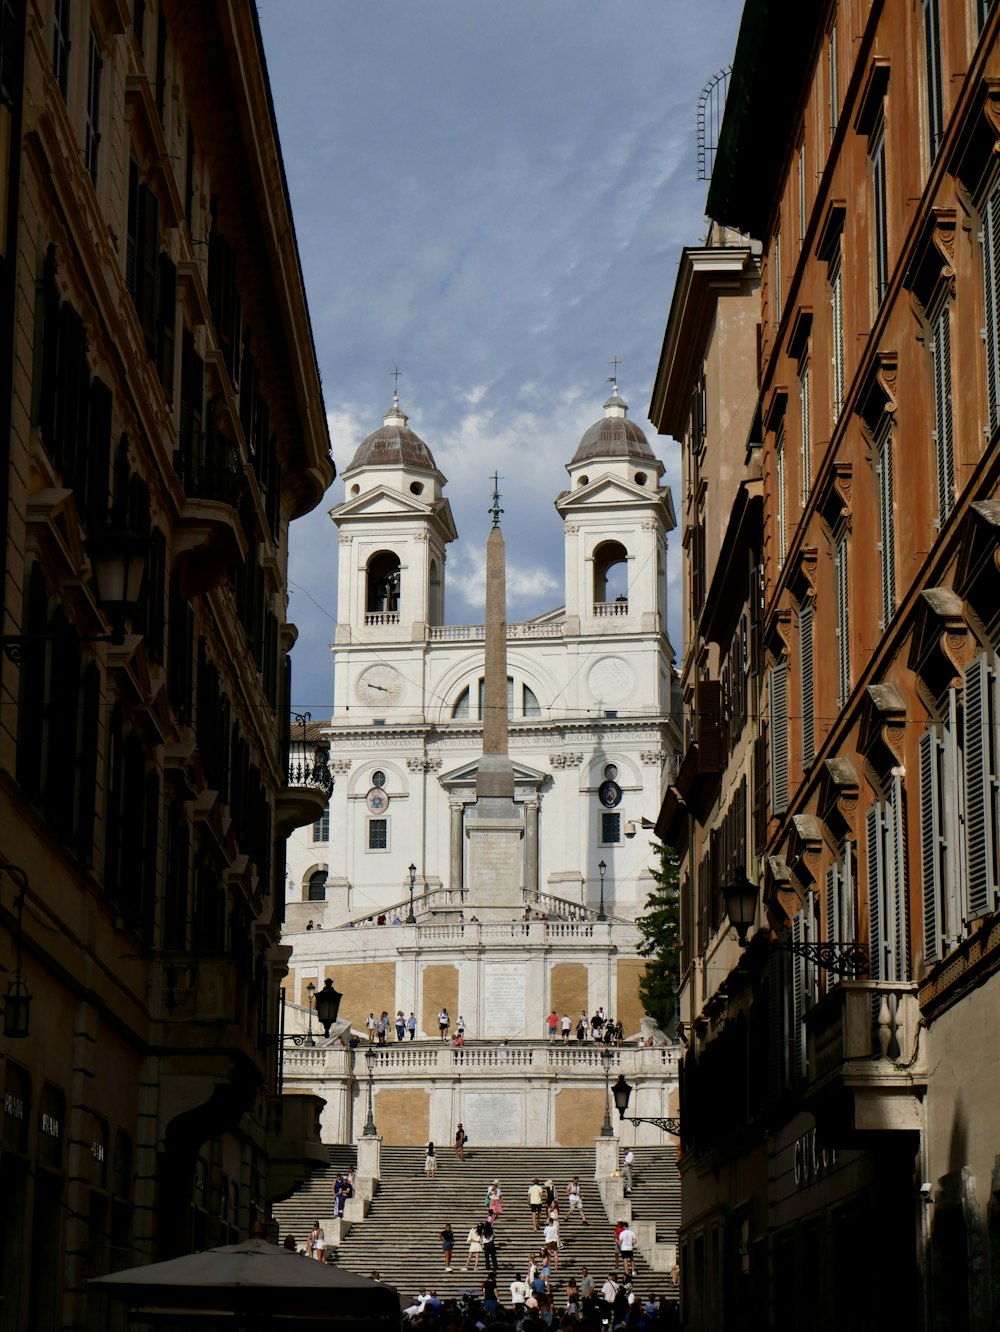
524, 798, 539, 899
449, 803, 464, 896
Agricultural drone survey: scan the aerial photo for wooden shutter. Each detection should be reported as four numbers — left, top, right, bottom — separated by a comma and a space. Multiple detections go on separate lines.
791, 911, 806, 1082
919, 727, 943, 965
932, 304, 954, 524
156, 252, 176, 396
775, 423, 786, 567
876, 424, 895, 626
887, 774, 908, 980
825, 863, 839, 944
140, 186, 159, 350
842, 842, 856, 943
800, 602, 815, 768
866, 804, 884, 981
983, 183, 1000, 434
835, 531, 850, 705
84, 376, 112, 531
831, 259, 845, 418
964, 654, 997, 918
769, 662, 789, 815
800, 360, 812, 502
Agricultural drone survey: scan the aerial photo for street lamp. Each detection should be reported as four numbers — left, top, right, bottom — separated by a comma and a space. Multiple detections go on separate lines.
722, 867, 866, 975
362, 1044, 378, 1136
314, 978, 343, 1038
597, 860, 607, 922
0, 863, 31, 1039
2, 526, 146, 662
406, 862, 417, 924
600, 1046, 615, 1137
611, 1073, 681, 1136
305, 981, 316, 1047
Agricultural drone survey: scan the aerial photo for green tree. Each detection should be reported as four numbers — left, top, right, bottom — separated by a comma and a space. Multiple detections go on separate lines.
637, 841, 681, 1030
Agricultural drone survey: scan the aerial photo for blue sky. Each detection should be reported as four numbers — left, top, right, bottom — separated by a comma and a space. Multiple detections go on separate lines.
257, 0, 744, 715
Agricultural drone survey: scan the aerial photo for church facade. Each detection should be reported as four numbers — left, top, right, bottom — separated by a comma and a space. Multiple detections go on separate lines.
282, 386, 682, 1146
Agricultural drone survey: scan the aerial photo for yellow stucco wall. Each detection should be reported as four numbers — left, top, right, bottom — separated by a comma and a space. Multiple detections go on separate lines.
616, 958, 647, 1035
374, 1089, 430, 1145
554, 1088, 606, 1145
422, 964, 459, 1037
551, 962, 589, 1022
328, 961, 398, 1035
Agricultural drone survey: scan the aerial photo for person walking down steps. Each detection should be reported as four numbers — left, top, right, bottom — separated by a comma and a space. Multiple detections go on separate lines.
424, 1142, 436, 1178
454, 1122, 467, 1161
439, 1222, 454, 1272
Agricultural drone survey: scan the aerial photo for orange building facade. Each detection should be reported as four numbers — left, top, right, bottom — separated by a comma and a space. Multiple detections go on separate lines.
655, 1, 1000, 1328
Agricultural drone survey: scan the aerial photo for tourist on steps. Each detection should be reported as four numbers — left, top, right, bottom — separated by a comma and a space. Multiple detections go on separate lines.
528, 1177, 544, 1229
438, 1222, 454, 1272
464, 1222, 483, 1271
438, 1007, 450, 1042
454, 1122, 467, 1161
481, 1216, 498, 1272
424, 1141, 436, 1178
566, 1174, 589, 1224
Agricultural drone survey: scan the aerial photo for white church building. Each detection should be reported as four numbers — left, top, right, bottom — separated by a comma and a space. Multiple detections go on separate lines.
281, 385, 683, 1149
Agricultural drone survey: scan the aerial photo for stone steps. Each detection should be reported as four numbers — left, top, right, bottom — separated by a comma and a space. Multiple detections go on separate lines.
274, 1145, 679, 1308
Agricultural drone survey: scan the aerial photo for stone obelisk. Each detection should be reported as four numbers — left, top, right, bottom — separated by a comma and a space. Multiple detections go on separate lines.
463, 479, 524, 917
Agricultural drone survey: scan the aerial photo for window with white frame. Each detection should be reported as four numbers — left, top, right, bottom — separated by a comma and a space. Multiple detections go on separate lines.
312, 806, 329, 843
865, 773, 909, 982
922, 0, 944, 161
799, 601, 815, 769
368, 818, 388, 851
929, 295, 954, 526
799, 357, 812, 504
870, 111, 889, 310
601, 812, 621, 845
979, 172, 1000, 434
830, 252, 845, 421
874, 416, 896, 628
834, 526, 850, 706
775, 422, 787, 568
919, 693, 964, 966
769, 660, 789, 816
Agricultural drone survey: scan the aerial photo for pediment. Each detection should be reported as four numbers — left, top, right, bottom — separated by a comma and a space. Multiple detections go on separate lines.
330, 486, 435, 520
439, 757, 548, 790
556, 474, 671, 512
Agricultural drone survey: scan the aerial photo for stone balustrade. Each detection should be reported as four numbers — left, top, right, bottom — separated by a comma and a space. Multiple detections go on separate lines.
429, 620, 564, 641
281, 1042, 679, 1077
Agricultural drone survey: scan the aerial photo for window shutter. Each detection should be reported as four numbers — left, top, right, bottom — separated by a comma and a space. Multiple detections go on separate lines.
156, 252, 176, 396
876, 425, 895, 626
800, 361, 812, 503
835, 532, 850, 705
964, 654, 997, 918
74, 660, 100, 865
775, 424, 786, 567
919, 727, 943, 964
791, 911, 806, 1082
932, 305, 954, 524
141, 186, 159, 350
841, 842, 855, 943
769, 662, 789, 815
825, 863, 839, 944
800, 602, 815, 768
984, 185, 1000, 434
866, 804, 884, 981
767, 953, 782, 1104
831, 260, 845, 419
887, 773, 909, 981
84, 376, 112, 532
0, 0, 18, 109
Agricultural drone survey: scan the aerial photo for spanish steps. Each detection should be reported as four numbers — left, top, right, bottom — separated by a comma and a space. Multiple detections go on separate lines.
273, 1143, 681, 1306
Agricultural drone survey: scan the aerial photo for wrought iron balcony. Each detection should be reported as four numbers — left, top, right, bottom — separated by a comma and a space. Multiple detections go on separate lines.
275, 756, 333, 835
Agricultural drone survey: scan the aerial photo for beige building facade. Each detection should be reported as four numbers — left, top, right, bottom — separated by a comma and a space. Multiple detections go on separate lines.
0, 2, 332, 1328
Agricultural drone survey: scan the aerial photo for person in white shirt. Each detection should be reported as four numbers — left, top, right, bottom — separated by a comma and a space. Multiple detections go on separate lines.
618, 1224, 636, 1276
543, 1217, 559, 1269
509, 1273, 527, 1306
560, 1013, 571, 1043
621, 1146, 634, 1194
566, 1175, 588, 1224
601, 1274, 619, 1305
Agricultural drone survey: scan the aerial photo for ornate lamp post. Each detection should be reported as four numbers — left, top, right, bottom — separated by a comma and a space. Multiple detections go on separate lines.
612, 1073, 681, 1136
600, 1045, 615, 1137
407, 862, 417, 924
597, 859, 607, 922
362, 1044, 378, 1136
314, 978, 343, 1038
722, 867, 866, 975
305, 981, 316, 1047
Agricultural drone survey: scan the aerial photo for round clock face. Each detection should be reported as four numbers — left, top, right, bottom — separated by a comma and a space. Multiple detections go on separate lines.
599, 779, 623, 809
356, 664, 405, 707
587, 656, 635, 703
366, 788, 390, 814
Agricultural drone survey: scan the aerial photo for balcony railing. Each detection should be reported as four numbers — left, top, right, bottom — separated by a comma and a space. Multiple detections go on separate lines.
287, 756, 334, 798
173, 430, 242, 507
593, 599, 629, 617
363, 611, 400, 628
429, 620, 565, 641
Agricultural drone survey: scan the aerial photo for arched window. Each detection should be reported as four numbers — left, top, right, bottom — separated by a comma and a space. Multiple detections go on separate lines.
307, 870, 328, 902
366, 551, 401, 615
523, 685, 541, 717
451, 686, 470, 719
593, 541, 629, 613
429, 559, 442, 625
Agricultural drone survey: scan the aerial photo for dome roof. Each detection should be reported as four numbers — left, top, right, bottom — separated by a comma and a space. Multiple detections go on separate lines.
571, 384, 655, 465
346, 395, 437, 473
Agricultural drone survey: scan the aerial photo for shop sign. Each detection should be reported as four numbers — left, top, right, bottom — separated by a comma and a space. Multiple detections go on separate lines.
793, 1127, 836, 1188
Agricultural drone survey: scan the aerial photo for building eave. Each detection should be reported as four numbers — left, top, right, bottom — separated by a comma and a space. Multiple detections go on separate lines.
649, 246, 758, 436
